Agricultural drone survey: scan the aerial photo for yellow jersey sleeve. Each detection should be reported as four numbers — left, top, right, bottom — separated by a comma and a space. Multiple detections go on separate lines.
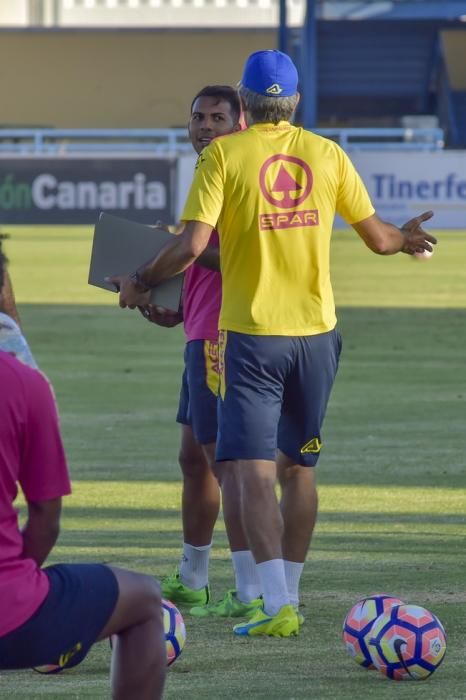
335, 145, 375, 225
181, 142, 225, 226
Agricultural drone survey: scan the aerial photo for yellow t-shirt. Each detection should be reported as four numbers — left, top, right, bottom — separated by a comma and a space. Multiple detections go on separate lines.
182, 122, 375, 336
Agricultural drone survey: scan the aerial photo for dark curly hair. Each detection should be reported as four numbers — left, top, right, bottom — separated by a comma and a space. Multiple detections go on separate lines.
190, 85, 241, 124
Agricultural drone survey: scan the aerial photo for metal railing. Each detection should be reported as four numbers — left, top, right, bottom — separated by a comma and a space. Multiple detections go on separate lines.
0, 127, 445, 156
0, 129, 193, 156
314, 127, 444, 151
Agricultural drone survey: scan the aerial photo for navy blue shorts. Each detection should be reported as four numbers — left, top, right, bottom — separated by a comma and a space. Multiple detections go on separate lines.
216, 329, 342, 466
0, 563, 119, 671
176, 339, 219, 445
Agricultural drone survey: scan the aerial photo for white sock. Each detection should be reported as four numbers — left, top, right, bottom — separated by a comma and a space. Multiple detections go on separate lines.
256, 559, 289, 616
284, 560, 304, 608
231, 550, 262, 602
179, 542, 211, 590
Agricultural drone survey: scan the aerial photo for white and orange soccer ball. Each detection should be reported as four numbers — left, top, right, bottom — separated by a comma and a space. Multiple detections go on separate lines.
163, 599, 186, 666
367, 603, 446, 680
342, 594, 405, 668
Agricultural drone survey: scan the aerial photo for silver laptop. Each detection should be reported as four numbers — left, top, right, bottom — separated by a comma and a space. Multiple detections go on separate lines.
88, 213, 184, 311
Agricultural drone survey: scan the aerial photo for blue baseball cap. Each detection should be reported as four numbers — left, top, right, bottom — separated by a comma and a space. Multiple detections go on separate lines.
241, 50, 299, 98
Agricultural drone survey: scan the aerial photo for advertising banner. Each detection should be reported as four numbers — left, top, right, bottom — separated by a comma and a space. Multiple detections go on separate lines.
0, 158, 176, 225
3, 150, 464, 228
349, 151, 466, 230
176, 150, 466, 229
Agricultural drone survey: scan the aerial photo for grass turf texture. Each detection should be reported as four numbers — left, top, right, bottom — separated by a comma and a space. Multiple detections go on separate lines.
2, 227, 466, 699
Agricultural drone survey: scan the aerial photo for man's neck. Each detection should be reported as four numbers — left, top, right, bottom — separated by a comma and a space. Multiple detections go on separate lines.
247, 117, 291, 127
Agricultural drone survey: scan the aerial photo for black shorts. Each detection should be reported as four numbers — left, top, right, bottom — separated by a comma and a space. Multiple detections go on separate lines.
0, 563, 119, 671
217, 329, 342, 466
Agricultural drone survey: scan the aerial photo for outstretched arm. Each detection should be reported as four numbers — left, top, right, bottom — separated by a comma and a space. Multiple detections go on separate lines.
353, 210, 436, 256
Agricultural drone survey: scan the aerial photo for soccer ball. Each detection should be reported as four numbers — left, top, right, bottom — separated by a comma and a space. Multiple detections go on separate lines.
368, 604, 446, 680
108, 599, 186, 668
163, 599, 186, 666
343, 594, 404, 668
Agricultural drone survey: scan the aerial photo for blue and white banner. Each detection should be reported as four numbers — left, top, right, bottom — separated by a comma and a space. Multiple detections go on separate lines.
343, 151, 466, 229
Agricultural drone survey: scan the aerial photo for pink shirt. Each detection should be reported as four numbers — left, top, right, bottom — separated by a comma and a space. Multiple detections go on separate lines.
0, 352, 71, 637
182, 229, 221, 342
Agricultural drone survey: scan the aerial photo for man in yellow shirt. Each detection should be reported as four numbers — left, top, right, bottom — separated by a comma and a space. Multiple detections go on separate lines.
111, 50, 436, 639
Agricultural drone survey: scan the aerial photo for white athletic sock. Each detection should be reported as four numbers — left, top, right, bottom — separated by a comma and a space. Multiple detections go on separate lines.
231, 550, 262, 602
256, 559, 290, 616
284, 560, 305, 608
179, 542, 211, 590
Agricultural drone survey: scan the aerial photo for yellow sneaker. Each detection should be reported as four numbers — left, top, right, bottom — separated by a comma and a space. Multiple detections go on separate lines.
233, 604, 299, 637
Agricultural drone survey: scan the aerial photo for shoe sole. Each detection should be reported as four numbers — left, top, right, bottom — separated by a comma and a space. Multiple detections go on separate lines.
190, 606, 261, 618
234, 617, 299, 637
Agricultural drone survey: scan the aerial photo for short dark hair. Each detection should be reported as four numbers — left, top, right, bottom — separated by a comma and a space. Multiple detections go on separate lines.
0, 234, 8, 291
190, 85, 241, 123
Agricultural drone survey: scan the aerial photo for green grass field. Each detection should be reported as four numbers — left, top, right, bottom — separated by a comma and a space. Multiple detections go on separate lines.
2, 227, 466, 699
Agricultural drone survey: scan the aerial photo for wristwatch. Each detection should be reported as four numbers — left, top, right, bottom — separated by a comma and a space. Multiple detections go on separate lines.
130, 269, 151, 292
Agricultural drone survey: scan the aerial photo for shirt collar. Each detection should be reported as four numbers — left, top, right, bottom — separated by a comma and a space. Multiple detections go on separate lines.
250, 121, 292, 130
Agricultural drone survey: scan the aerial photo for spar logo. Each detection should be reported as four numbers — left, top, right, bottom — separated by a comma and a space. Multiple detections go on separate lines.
258, 154, 319, 230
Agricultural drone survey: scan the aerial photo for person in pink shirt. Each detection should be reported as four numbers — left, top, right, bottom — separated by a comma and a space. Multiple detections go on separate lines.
144, 86, 263, 619
0, 248, 166, 699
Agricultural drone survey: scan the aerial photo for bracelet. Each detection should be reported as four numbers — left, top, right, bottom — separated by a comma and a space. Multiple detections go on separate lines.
130, 269, 151, 292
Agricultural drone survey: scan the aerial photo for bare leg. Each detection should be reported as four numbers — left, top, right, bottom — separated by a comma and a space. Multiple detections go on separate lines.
179, 426, 220, 546
233, 459, 289, 614
97, 566, 166, 700
204, 445, 249, 553
208, 450, 262, 603
235, 459, 283, 562
277, 450, 318, 608
277, 450, 318, 562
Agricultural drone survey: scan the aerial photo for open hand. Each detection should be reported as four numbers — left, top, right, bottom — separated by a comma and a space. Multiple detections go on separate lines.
400, 211, 437, 255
